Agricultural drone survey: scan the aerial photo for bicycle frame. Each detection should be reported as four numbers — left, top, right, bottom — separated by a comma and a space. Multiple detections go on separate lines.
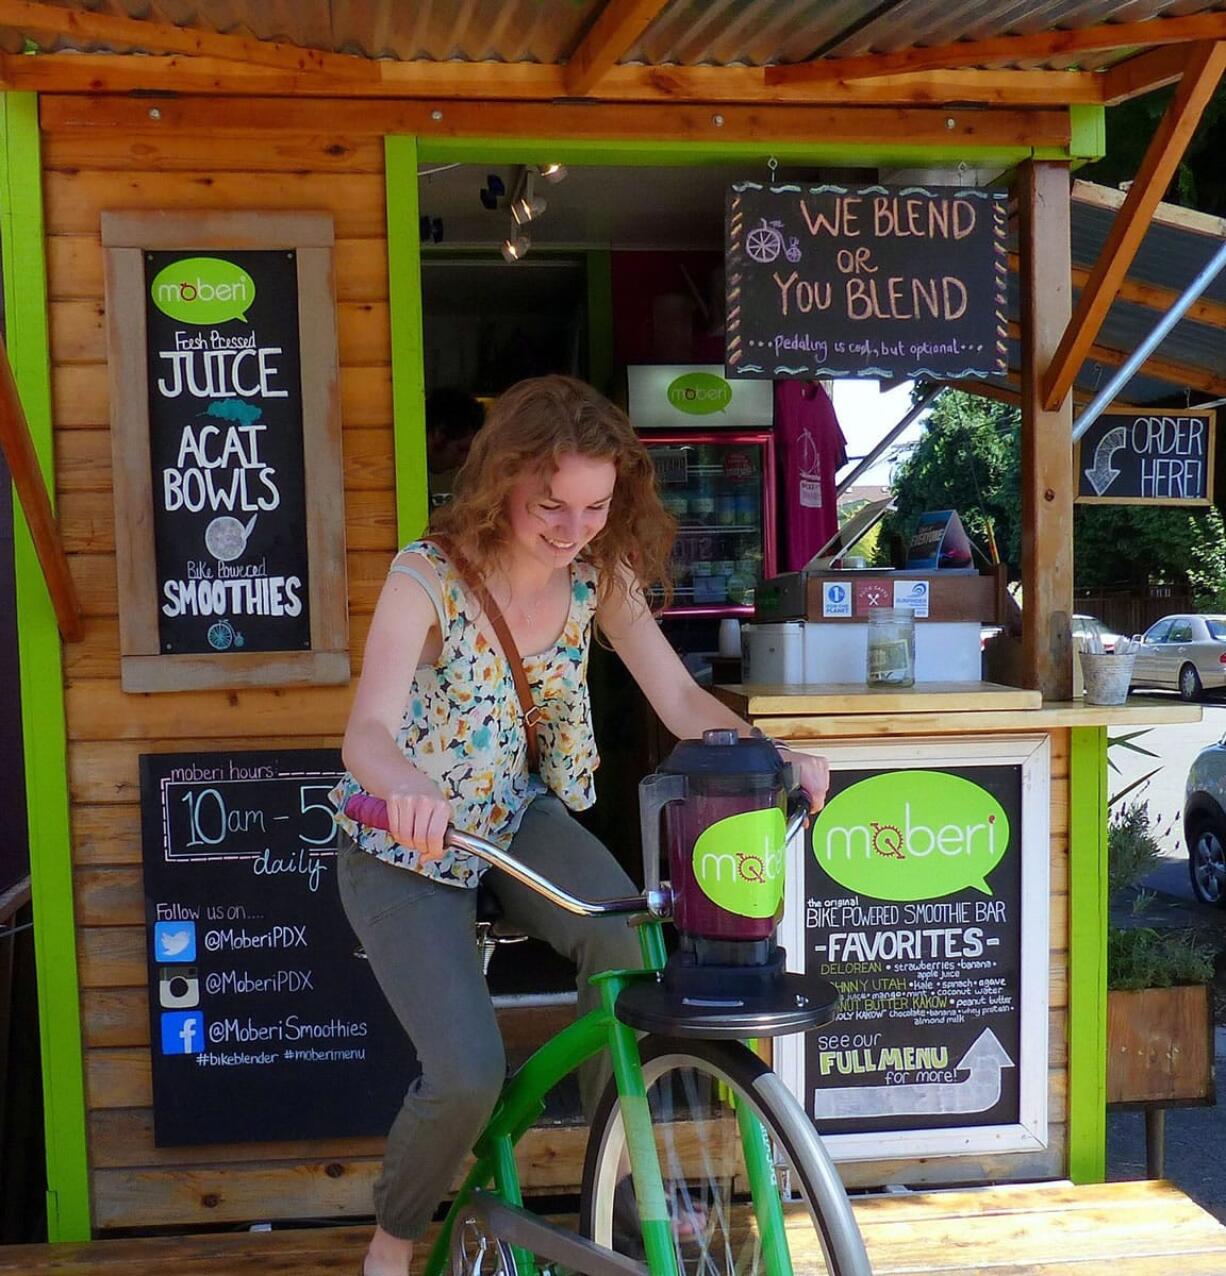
423, 921, 792, 1276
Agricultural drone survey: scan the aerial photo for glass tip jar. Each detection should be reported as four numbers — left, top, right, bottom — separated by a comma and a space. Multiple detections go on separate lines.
866, 605, 916, 687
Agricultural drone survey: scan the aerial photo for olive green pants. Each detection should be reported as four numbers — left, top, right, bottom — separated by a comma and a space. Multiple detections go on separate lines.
337, 794, 641, 1240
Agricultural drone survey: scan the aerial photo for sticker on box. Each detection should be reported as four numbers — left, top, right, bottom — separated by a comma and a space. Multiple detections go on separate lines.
893, 578, 930, 618
821, 580, 852, 617
852, 579, 893, 615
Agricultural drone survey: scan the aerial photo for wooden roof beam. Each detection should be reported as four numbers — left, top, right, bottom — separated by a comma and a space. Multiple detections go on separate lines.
948, 375, 1135, 409
1008, 320, 1226, 398
0, 0, 374, 79
29, 91, 1072, 150
1007, 250, 1226, 330
0, 340, 83, 643
1042, 41, 1226, 411
765, 10, 1226, 85
0, 50, 1104, 106
565, 0, 670, 97
1102, 43, 1190, 105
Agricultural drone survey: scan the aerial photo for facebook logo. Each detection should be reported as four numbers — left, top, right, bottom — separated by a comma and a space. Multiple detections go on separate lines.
161, 1011, 205, 1056
154, 921, 196, 963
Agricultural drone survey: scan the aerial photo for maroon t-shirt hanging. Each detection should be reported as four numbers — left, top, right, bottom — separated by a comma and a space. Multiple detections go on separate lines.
773, 381, 847, 571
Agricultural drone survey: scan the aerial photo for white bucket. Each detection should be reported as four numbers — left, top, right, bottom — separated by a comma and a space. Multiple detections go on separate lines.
1079, 650, 1137, 706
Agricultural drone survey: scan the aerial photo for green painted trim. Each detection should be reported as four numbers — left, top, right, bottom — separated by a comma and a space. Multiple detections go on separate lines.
0, 91, 91, 1241
585, 249, 613, 397
1067, 725, 1109, 1183
385, 135, 429, 543
1068, 105, 1107, 163
417, 137, 1059, 168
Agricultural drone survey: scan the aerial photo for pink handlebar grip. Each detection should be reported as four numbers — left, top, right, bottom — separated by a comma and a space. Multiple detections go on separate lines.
345, 793, 389, 830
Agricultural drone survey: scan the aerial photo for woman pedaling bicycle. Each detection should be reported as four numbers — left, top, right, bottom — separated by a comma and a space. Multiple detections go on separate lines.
329, 375, 830, 1276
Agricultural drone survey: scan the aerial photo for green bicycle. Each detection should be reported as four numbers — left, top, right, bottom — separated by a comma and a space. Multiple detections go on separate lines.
345, 736, 872, 1276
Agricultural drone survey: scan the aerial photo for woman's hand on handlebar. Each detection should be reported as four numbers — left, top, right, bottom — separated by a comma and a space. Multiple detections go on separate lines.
782, 749, 830, 818
383, 775, 453, 861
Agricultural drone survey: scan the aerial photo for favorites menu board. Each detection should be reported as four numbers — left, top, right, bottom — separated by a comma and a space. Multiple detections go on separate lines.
141, 749, 418, 1146
791, 759, 1041, 1153
725, 183, 1007, 381
145, 250, 310, 656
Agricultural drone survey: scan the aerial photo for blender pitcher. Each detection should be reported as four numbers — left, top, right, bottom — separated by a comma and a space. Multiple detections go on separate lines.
639, 728, 789, 945
625, 729, 839, 1035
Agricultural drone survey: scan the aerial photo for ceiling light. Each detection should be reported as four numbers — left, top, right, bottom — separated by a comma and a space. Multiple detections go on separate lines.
511, 193, 547, 225
501, 234, 530, 262
539, 163, 567, 184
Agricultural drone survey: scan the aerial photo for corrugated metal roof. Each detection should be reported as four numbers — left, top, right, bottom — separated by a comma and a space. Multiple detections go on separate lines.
997, 182, 1226, 404
16, 0, 1226, 70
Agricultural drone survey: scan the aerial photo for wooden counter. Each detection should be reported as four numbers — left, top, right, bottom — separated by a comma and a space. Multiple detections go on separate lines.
714, 680, 1202, 737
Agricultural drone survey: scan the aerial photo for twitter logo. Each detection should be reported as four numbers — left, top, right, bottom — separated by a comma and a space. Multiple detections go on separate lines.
154, 921, 197, 963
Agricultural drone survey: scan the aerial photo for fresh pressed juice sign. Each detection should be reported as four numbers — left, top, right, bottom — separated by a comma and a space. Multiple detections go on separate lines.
725, 184, 1008, 381
145, 249, 311, 655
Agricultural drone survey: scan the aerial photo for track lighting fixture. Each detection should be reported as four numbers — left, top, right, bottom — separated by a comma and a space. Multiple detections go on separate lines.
510, 169, 546, 225
501, 234, 530, 262
539, 163, 567, 184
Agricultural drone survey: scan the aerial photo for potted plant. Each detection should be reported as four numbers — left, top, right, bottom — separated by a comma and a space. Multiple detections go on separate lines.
1106, 800, 1216, 1107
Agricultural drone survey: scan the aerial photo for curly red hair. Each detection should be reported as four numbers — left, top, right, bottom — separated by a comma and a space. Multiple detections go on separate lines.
428, 375, 675, 608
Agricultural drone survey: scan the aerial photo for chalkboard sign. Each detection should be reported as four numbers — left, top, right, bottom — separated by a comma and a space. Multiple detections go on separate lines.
1075, 407, 1216, 505
725, 184, 1007, 381
103, 212, 348, 692
777, 735, 1050, 1162
145, 249, 311, 655
140, 748, 418, 1146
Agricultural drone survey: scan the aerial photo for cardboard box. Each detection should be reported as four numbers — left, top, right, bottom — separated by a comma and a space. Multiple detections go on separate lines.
754, 567, 1002, 624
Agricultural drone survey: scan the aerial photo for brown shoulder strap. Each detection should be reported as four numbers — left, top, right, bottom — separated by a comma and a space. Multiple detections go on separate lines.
424, 537, 540, 771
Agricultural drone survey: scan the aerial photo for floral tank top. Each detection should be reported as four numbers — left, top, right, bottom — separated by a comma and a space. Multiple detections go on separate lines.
329, 540, 601, 887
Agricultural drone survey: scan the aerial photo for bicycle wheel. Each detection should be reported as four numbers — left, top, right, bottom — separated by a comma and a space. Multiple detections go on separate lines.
580, 1036, 870, 1276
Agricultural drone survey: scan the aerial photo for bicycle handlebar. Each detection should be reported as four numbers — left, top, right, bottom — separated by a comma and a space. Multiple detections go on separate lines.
343, 790, 811, 921
343, 794, 667, 918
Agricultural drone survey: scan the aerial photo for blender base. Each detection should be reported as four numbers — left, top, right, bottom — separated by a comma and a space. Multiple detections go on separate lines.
614, 971, 839, 1039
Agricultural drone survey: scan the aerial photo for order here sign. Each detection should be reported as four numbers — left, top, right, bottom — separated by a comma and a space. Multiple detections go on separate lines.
1075, 407, 1216, 505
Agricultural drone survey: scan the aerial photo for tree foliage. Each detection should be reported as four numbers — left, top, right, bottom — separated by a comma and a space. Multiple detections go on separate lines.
882, 390, 1021, 569
886, 390, 1226, 603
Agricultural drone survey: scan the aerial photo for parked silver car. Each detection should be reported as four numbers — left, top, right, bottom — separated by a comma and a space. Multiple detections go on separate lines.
1129, 613, 1226, 701
1184, 736, 1226, 906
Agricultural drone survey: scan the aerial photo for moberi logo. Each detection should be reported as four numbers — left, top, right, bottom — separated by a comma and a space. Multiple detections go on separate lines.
692, 807, 786, 918
667, 372, 732, 415
151, 256, 256, 324
813, 770, 1009, 900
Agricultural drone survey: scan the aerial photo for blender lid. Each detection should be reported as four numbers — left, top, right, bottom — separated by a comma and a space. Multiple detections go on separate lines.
661, 728, 784, 779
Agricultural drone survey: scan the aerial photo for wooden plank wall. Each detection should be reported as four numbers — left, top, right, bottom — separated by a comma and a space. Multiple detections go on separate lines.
38, 97, 1073, 1229
40, 102, 401, 1231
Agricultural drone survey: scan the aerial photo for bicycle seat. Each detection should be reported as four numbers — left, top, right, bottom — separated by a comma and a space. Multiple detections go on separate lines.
475, 882, 528, 975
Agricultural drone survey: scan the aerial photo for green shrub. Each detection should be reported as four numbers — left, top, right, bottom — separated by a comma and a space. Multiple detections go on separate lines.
1108, 927, 1215, 991
1107, 801, 1164, 898
1106, 800, 1214, 989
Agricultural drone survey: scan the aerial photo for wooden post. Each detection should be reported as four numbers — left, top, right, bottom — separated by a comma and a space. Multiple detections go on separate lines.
0, 339, 82, 642
1018, 161, 1073, 700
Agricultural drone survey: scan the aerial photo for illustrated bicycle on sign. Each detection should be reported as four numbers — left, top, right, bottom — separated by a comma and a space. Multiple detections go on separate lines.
745, 218, 803, 265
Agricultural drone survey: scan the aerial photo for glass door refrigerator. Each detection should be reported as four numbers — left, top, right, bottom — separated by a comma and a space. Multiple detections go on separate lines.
627, 366, 777, 618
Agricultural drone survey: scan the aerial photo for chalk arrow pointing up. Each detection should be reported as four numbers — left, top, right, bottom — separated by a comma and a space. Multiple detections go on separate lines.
1084, 425, 1128, 496
812, 1028, 1015, 1121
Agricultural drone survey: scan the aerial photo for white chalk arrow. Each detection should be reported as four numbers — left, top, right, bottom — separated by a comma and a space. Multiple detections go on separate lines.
812, 1028, 1015, 1120
1084, 425, 1128, 496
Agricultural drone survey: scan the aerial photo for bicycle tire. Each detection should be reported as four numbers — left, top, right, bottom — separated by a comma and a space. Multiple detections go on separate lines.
579, 1035, 871, 1276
